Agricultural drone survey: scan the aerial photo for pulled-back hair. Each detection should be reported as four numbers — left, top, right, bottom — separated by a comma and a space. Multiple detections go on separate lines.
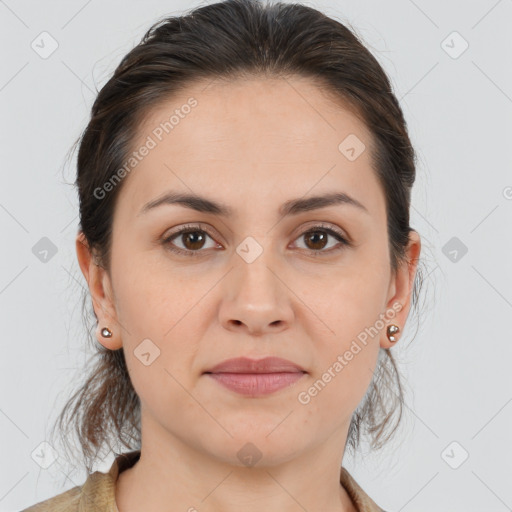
53, 0, 427, 474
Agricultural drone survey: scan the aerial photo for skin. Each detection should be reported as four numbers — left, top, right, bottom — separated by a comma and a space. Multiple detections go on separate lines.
76, 75, 421, 512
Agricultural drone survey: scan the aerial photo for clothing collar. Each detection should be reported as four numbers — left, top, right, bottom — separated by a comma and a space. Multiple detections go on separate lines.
80, 450, 384, 512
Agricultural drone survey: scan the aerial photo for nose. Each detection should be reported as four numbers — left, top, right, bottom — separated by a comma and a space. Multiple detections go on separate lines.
218, 256, 294, 336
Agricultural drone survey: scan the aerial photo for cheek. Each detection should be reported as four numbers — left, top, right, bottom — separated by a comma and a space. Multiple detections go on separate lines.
111, 242, 202, 336
301, 260, 388, 408
313, 259, 390, 343
110, 253, 214, 395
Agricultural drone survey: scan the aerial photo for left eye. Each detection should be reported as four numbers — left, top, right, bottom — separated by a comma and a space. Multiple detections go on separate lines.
162, 224, 349, 257
292, 227, 349, 254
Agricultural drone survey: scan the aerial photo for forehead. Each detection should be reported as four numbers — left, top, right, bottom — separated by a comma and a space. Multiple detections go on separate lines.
119, 76, 384, 220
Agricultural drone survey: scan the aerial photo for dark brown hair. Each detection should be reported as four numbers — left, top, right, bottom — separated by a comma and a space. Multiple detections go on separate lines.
53, 0, 428, 474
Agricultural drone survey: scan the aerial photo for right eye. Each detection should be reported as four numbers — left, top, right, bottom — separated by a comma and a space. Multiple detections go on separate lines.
161, 224, 221, 257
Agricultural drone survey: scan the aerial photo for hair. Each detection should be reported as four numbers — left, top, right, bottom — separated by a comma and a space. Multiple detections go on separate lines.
53, 0, 429, 474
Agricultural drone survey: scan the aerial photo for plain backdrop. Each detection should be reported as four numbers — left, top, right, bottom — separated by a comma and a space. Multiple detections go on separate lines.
1, 0, 511, 511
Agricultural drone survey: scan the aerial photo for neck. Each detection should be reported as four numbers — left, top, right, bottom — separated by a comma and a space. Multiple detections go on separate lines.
115, 419, 357, 512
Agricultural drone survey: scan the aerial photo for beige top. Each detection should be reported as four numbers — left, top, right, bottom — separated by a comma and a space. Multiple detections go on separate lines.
22, 450, 386, 511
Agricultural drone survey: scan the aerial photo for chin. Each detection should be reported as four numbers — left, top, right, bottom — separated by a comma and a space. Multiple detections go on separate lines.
202, 429, 304, 468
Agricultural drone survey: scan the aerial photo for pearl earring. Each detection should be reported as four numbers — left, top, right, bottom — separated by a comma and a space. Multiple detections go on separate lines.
101, 327, 113, 338
386, 324, 400, 343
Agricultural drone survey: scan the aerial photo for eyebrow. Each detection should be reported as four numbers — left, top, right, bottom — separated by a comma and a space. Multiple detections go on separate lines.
138, 191, 368, 218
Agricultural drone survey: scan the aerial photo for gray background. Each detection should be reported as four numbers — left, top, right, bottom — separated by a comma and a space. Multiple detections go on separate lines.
1, 0, 511, 511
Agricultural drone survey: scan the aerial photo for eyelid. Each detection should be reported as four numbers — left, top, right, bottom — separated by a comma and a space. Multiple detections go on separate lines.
162, 222, 221, 242
292, 221, 349, 242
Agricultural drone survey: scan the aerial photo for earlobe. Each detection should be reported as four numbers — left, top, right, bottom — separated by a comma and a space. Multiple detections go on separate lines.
382, 231, 422, 349
75, 231, 123, 350
95, 322, 123, 350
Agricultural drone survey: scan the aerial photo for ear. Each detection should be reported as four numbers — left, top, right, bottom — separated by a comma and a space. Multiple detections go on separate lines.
381, 230, 421, 348
75, 231, 123, 350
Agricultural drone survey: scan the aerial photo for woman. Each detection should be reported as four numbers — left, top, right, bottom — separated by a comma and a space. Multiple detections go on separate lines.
23, 0, 424, 510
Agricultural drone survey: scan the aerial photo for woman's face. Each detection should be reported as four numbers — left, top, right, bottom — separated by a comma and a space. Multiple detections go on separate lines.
79, 76, 420, 466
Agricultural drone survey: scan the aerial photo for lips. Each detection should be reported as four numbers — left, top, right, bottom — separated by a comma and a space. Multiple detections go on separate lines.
203, 357, 307, 396
204, 356, 306, 374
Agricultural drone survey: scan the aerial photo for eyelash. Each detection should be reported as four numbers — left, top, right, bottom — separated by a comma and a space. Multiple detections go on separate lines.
161, 223, 351, 258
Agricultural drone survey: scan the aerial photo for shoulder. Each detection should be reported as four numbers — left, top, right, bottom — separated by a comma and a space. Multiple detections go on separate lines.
20, 484, 82, 512
21, 451, 139, 511
21, 469, 114, 511
339, 466, 388, 512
